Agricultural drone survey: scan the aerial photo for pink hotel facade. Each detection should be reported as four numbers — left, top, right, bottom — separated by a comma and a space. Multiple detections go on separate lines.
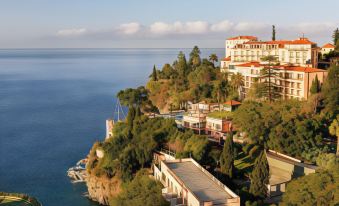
221, 36, 328, 100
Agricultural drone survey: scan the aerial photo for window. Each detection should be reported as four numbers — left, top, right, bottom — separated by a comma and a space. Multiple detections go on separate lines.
297, 83, 301, 89
298, 74, 303, 79
297, 90, 300, 96
291, 82, 295, 88
246, 76, 249, 81
291, 89, 294, 95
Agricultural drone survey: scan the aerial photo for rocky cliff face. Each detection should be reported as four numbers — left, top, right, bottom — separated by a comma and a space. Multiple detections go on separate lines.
86, 174, 121, 205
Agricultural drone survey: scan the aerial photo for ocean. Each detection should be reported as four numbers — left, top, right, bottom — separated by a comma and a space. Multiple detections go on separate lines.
0, 48, 224, 206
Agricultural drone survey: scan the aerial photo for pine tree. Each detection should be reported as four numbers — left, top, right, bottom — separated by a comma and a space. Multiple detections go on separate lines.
272, 25, 276, 41
310, 75, 320, 94
220, 133, 235, 179
249, 151, 270, 199
259, 55, 280, 102
152, 65, 158, 81
189, 46, 201, 68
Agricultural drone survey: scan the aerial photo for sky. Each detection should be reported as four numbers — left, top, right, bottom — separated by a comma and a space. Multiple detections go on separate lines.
0, 0, 338, 48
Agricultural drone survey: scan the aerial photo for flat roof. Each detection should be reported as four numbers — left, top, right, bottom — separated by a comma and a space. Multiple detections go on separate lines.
165, 161, 233, 204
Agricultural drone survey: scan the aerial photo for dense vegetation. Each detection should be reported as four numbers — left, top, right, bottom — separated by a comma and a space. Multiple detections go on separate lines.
145, 47, 240, 112
110, 170, 169, 206
87, 104, 212, 205
280, 155, 339, 206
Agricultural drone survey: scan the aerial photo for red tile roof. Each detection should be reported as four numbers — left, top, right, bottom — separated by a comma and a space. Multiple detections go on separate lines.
322, 43, 335, 48
283, 66, 326, 73
242, 38, 315, 46
288, 38, 315, 45
236, 61, 262, 67
227, 36, 257, 40
222, 56, 231, 61
224, 100, 242, 106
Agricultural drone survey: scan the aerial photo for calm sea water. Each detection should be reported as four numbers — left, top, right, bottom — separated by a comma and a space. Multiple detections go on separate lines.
0, 48, 224, 206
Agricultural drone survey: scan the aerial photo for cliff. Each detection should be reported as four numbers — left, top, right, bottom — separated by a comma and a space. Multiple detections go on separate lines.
86, 174, 121, 205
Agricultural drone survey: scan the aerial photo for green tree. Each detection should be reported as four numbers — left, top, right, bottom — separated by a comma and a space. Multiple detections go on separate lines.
322, 64, 339, 114
316, 153, 338, 170
259, 55, 280, 102
209, 53, 218, 65
220, 133, 235, 179
310, 75, 320, 94
249, 151, 269, 199
127, 106, 136, 134
329, 115, 339, 156
174, 51, 189, 91
230, 72, 244, 96
272, 25, 276, 41
333, 27, 339, 46
212, 80, 228, 103
151, 65, 158, 81
189, 46, 201, 68
110, 170, 169, 206
280, 166, 339, 206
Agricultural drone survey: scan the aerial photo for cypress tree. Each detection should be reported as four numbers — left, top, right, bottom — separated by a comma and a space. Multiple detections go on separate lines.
272, 25, 276, 41
126, 106, 136, 138
322, 65, 339, 113
152, 65, 158, 81
249, 151, 270, 199
333, 28, 339, 46
220, 133, 235, 179
310, 75, 320, 94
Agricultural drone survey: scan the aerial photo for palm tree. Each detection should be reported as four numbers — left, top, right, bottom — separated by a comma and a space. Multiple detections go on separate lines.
230, 72, 244, 91
213, 80, 228, 104
209, 54, 218, 65
260, 55, 279, 102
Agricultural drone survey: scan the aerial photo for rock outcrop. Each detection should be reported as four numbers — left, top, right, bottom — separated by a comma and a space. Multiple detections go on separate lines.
86, 174, 121, 205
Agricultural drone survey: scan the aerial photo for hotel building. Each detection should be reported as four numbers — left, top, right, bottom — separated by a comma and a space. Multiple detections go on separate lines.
221, 36, 328, 100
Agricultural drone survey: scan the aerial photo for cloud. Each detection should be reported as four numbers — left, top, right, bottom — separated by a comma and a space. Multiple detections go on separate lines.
54, 20, 337, 45
149, 22, 173, 35
56, 28, 88, 37
149, 21, 209, 35
234, 22, 269, 32
117, 22, 140, 35
210, 20, 234, 32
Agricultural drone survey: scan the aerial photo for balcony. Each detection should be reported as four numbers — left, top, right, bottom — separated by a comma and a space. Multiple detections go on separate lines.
162, 188, 187, 206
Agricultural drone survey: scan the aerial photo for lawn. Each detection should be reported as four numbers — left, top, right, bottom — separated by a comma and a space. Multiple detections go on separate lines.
234, 152, 255, 176
207, 111, 233, 119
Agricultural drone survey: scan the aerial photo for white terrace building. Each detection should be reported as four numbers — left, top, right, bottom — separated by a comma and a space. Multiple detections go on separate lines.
221, 36, 319, 69
154, 158, 240, 206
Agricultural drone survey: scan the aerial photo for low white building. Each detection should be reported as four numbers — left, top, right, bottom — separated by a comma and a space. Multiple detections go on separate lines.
154, 158, 240, 206
320, 43, 335, 57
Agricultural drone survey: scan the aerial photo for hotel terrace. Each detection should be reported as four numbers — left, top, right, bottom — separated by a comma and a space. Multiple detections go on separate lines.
221, 35, 328, 100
